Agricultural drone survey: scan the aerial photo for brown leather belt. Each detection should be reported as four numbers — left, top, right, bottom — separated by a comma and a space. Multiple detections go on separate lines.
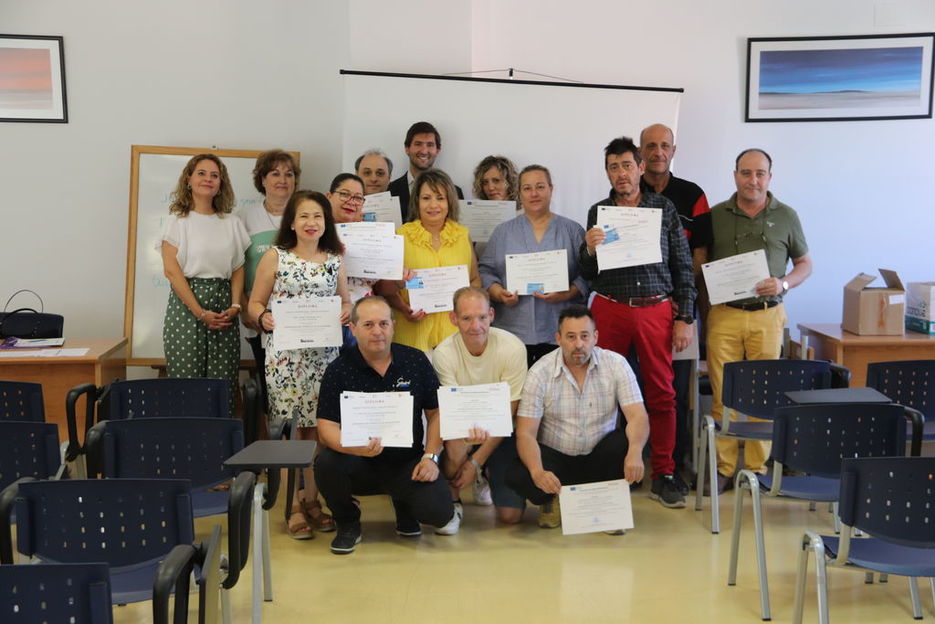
599, 293, 669, 308
725, 300, 779, 311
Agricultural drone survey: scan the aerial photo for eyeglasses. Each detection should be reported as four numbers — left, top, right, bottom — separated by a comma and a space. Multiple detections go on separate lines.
334, 189, 365, 204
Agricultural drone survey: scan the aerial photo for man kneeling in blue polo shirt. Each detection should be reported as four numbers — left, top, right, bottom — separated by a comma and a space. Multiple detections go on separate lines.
315, 296, 455, 554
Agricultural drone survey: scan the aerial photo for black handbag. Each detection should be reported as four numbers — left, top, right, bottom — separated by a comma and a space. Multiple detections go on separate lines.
0, 290, 64, 339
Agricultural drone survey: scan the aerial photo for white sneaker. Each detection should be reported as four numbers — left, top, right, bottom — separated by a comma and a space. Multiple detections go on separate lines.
473, 473, 493, 506
435, 502, 463, 535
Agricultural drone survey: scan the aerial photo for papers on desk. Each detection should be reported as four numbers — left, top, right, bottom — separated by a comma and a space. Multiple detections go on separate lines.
271, 296, 342, 351
457, 200, 516, 243
406, 264, 469, 313
702, 250, 770, 305
338, 221, 404, 280
0, 348, 89, 358
505, 249, 569, 295
438, 382, 513, 440
0, 337, 65, 349
595, 206, 662, 271
339, 391, 414, 448
559, 478, 634, 535
362, 192, 403, 230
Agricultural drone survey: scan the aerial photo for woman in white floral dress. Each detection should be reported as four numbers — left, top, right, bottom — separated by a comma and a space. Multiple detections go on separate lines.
249, 190, 351, 538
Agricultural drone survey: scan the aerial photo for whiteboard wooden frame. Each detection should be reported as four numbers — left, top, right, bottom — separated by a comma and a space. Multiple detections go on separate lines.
124, 145, 300, 367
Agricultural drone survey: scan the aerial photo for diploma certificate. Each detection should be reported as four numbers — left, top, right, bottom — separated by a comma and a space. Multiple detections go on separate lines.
595, 205, 662, 270
406, 264, 469, 313
702, 249, 770, 305
272, 296, 343, 351
457, 200, 516, 243
362, 192, 403, 229
438, 382, 513, 440
339, 391, 414, 448
559, 479, 634, 535
338, 222, 404, 280
505, 249, 569, 295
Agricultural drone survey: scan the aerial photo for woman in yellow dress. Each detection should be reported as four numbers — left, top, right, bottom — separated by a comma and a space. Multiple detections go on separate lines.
385, 169, 480, 351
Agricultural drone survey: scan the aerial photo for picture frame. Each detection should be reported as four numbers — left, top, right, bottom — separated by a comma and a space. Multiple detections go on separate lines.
0, 34, 68, 123
745, 33, 934, 122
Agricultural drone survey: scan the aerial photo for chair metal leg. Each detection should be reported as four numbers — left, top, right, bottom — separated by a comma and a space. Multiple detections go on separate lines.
727, 470, 748, 586
221, 587, 231, 624
252, 485, 267, 624
706, 419, 720, 534
808, 502, 817, 511
832, 502, 840, 535
261, 507, 272, 603
865, 572, 875, 584
879, 573, 887, 583
909, 577, 922, 620
794, 532, 824, 624
694, 419, 707, 512
814, 538, 830, 624
750, 478, 772, 621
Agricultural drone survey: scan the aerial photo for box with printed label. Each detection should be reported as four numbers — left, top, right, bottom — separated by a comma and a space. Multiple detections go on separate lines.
841, 269, 905, 335
905, 282, 935, 335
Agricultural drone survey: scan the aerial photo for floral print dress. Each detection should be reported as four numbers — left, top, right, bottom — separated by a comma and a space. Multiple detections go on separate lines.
265, 247, 341, 428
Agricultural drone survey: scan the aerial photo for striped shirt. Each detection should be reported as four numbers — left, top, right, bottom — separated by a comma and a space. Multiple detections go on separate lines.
517, 346, 643, 455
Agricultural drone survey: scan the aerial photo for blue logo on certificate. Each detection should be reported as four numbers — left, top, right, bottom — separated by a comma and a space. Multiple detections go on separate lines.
405, 277, 425, 289
363, 212, 377, 222
526, 282, 544, 294
601, 225, 620, 244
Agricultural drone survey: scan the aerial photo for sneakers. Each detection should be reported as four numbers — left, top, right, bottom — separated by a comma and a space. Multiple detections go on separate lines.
538, 497, 561, 528
330, 523, 362, 555
650, 475, 687, 509
473, 472, 493, 506
395, 512, 423, 537
435, 502, 463, 535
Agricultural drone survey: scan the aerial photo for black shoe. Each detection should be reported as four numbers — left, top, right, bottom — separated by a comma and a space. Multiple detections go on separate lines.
716, 472, 734, 494
330, 523, 362, 555
650, 475, 687, 508
392, 499, 423, 537
671, 472, 690, 496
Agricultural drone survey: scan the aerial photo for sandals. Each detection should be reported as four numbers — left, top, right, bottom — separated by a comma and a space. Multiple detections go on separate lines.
287, 506, 314, 540
303, 500, 336, 533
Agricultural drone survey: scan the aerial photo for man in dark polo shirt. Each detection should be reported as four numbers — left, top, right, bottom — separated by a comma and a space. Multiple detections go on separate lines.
639, 123, 712, 490
579, 136, 696, 509
315, 296, 455, 554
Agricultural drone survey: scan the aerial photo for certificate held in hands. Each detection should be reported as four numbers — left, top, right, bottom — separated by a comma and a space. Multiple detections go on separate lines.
362, 192, 403, 230
339, 391, 414, 448
702, 249, 770, 305
457, 199, 516, 243
272, 296, 343, 351
559, 479, 634, 535
338, 221, 404, 281
505, 249, 569, 295
406, 264, 469, 313
595, 205, 662, 271
438, 381, 513, 441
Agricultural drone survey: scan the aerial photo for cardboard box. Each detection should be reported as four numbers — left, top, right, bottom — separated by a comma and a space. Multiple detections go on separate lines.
842, 269, 905, 335
906, 282, 935, 335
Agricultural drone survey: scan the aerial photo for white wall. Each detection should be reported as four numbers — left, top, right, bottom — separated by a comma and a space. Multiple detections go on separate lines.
2, 0, 933, 343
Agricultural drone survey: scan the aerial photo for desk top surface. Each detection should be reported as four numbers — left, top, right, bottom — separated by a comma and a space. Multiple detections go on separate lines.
798, 323, 935, 345
785, 387, 892, 404
224, 440, 317, 470
0, 337, 127, 363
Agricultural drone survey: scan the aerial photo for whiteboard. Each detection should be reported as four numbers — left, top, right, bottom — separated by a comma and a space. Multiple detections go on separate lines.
341, 71, 683, 227
124, 145, 300, 366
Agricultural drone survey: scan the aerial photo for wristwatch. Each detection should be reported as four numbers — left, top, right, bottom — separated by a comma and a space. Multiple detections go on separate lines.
422, 452, 439, 464
781, 280, 790, 293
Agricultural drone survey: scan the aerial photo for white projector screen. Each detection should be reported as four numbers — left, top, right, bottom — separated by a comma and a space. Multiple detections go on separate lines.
341, 70, 683, 227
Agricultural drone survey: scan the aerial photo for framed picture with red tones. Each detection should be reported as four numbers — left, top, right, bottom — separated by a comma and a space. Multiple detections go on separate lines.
0, 34, 67, 123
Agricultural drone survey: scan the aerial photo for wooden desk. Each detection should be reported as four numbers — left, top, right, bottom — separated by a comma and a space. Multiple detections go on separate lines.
0, 338, 127, 440
798, 323, 935, 387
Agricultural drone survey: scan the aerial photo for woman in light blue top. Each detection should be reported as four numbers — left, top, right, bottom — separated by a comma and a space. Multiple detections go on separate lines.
479, 164, 587, 367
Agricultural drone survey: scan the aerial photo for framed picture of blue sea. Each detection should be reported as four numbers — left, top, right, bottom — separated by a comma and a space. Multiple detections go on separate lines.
0, 34, 67, 123
746, 33, 934, 122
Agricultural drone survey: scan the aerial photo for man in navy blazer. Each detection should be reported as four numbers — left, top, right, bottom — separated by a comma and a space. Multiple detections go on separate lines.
388, 121, 464, 222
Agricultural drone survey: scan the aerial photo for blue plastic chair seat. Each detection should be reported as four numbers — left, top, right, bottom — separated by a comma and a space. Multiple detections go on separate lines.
821, 535, 935, 577
756, 473, 839, 502
715, 420, 774, 439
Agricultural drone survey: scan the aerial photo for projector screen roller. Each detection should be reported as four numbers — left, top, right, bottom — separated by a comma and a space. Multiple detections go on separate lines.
341, 70, 683, 227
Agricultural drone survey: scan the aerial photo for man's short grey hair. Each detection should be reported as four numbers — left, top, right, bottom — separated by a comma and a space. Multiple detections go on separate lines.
354, 149, 394, 175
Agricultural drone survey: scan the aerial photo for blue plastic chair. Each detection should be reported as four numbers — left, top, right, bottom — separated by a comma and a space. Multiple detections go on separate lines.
793, 456, 935, 624
728, 403, 908, 621
88, 417, 244, 519
0, 562, 113, 624
696, 359, 836, 533
0, 380, 44, 422
8, 478, 195, 605
866, 360, 935, 444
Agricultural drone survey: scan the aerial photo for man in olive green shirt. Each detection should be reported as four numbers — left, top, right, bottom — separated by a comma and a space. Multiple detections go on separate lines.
703, 149, 812, 493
